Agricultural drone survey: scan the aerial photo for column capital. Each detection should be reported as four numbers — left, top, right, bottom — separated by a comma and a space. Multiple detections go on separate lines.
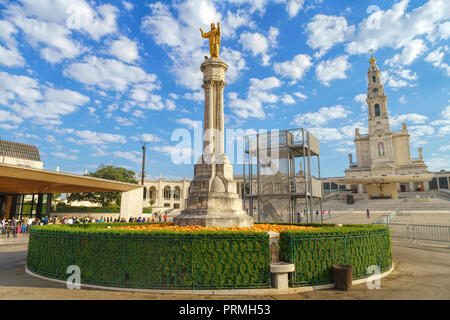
202, 79, 214, 89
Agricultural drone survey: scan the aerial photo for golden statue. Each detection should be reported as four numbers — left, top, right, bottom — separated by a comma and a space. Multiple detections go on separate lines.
200, 22, 220, 59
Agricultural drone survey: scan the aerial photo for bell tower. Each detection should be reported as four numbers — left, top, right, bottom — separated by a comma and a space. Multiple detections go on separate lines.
365, 51, 395, 169
367, 51, 390, 136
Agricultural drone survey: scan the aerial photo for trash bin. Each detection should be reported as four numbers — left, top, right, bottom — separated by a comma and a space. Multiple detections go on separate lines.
332, 264, 353, 291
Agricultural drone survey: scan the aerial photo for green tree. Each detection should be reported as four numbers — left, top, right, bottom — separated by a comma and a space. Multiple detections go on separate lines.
67, 165, 138, 207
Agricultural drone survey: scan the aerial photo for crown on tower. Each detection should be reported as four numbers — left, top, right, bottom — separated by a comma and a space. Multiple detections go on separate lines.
369, 48, 376, 64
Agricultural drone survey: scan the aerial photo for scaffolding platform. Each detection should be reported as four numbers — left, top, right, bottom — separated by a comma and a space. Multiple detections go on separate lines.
243, 128, 323, 223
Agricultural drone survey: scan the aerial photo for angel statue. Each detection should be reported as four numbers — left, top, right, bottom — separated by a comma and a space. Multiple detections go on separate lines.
200, 22, 221, 59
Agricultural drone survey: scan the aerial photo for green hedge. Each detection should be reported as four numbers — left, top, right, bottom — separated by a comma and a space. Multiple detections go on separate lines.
279, 224, 392, 287
27, 223, 271, 290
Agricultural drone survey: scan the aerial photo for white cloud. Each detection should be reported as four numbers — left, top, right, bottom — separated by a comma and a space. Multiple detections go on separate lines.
108, 36, 139, 63
345, 0, 450, 56
239, 31, 271, 65
307, 128, 345, 141
293, 92, 307, 100
228, 76, 282, 119
390, 113, 428, 128
291, 105, 351, 127
7, 12, 83, 63
46, 135, 56, 143
438, 145, 450, 151
385, 38, 428, 66
115, 116, 134, 127
0, 20, 25, 67
113, 151, 141, 164
0, 71, 89, 122
64, 56, 159, 91
122, 1, 134, 11
315, 55, 350, 86
424, 46, 450, 76
176, 118, 201, 129
442, 105, 450, 119
0, 109, 22, 124
69, 130, 126, 145
221, 47, 248, 84
306, 14, 355, 58
281, 94, 295, 105
439, 125, 450, 135
184, 91, 204, 102
273, 54, 312, 83
286, 0, 305, 18
354, 93, 367, 110
52, 152, 77, 161
222, 10, 254, 39
0, 20, 17, 44
408, 125, 434, 145
10, 0, 118, 40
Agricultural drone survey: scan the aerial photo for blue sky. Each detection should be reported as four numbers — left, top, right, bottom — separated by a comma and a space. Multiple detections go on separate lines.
0, 0, 449, 180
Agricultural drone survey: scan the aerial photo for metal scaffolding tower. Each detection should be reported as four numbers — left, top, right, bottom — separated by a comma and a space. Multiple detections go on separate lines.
242, 128, 323, 223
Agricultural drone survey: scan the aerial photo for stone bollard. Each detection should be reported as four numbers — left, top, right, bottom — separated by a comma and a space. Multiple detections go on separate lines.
267, 231, 280, 262
270, 262, 295, 290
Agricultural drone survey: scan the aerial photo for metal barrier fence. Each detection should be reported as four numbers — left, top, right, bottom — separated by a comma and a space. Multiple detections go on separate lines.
373, 211, 397, 225
388, 223, 450, 243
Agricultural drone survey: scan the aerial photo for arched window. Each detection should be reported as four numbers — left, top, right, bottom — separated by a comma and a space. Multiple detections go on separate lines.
163, 186, 171, 199
149, 186, 156, 200
378, 142, 384, 156
173, 186, 180, 199
372, 88, 378, 93
374, 104, 380, 116
372, 76, 376, 82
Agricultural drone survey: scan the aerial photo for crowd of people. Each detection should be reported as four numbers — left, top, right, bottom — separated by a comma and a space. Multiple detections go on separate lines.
296, 209, 333, 222
0, 217, 38, 237
0, 211, 170, 237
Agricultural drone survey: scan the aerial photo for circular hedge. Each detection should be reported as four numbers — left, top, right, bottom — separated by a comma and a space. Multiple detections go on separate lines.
26, 223, 392, 290
26, 223, 271, 290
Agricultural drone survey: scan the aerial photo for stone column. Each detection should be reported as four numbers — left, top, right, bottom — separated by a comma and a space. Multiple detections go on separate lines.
173, 58, 253, 228
217, 81, 225, 156
120, 188, 143, 219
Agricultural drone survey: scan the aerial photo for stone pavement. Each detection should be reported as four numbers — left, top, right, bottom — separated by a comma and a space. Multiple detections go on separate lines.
0, 238, 449, 300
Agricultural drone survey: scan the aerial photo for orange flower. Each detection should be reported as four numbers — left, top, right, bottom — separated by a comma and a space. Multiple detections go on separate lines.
117, 223, 318, 233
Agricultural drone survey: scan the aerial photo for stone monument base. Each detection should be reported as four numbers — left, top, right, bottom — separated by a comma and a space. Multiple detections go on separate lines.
173, 158, 254, 228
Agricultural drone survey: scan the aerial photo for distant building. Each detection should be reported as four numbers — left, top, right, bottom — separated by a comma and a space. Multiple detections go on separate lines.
333, 55, 434, 199
0, 139, 50, 219
0, 139, 43, 169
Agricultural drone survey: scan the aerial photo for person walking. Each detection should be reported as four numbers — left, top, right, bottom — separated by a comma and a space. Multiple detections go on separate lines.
366, 209, 370, 219
315, 210, 319, 221
158, 213, 162, 223
164, 213, 167, 223
10, 217, 17, 238
303, 208, 307, 223
297, 210, 301, 223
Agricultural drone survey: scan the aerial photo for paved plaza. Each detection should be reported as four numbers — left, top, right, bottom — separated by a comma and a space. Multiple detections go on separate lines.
0, 236, 448, 300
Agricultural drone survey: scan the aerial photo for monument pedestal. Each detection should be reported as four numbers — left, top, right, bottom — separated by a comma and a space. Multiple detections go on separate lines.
173, 156, 253, 227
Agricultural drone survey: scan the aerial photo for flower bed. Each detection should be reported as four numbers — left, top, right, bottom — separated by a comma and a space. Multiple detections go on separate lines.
118, 223, 317, 233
